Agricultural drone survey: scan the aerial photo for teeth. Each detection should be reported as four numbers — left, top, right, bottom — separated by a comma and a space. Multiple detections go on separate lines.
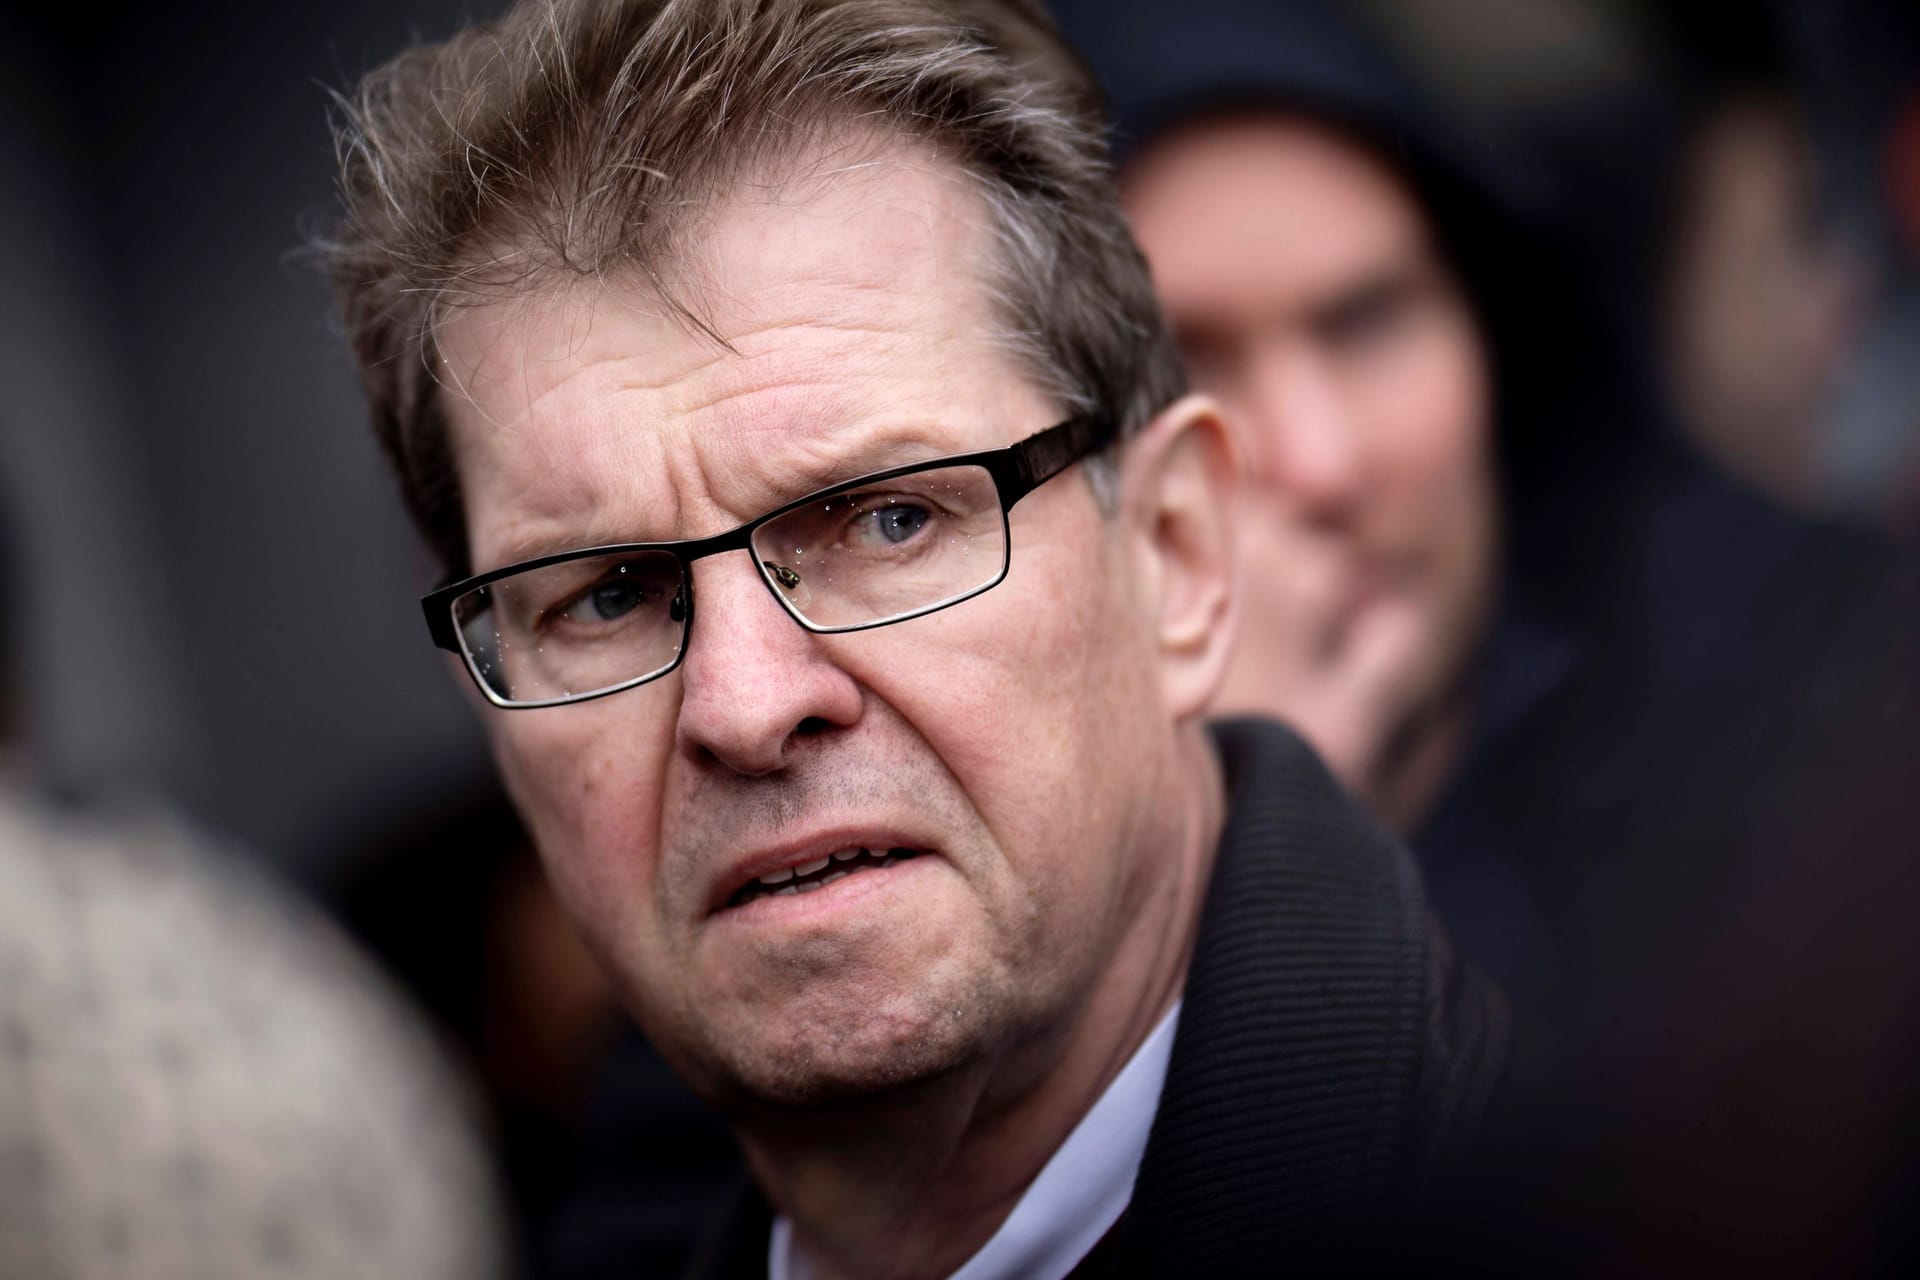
736, 847, 923, 909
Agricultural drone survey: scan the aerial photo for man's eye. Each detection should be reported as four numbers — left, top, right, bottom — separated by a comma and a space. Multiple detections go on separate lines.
562, 578, 650, 623
849, 500, 932, 547
1319, 280, 1418, 351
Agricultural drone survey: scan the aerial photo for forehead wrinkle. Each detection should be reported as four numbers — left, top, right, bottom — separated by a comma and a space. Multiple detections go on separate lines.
463, 423, 681, 571
682, 140, 986, 318
649, 295, 948, 485
473, 371, 873, 567
455, 134, 1033, 574
446, 328, 685, 571
697, 265, 957, 355
458, 307, 944, 568
671, 380, 864, 516
449, 139, 990, 448
442, 288, 625, 431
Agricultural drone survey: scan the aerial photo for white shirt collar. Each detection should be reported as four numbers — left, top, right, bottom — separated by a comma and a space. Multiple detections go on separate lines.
769, 1000, 1182, 1280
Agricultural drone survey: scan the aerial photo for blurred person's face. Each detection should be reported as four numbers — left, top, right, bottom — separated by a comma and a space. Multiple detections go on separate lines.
1122, 115, 1497, 818
1663, 96, 1867, 509
433, 141, 1229, 1108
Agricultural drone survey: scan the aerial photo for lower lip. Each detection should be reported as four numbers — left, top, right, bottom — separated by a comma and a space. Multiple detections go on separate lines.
711, 854, 933, 929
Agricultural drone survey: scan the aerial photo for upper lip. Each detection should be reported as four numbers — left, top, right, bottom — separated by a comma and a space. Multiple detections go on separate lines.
706, 828, 931, 914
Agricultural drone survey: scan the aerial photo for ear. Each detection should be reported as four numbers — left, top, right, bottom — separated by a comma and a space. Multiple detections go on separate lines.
1117, 394, 1242, 721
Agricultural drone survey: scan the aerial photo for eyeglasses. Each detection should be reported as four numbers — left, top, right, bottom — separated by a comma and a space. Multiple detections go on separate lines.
423, 414, 1116, 708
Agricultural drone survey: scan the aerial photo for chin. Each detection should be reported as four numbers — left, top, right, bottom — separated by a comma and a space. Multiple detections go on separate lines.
691, 966, 1018, 1109
718, 1011, 982, 1108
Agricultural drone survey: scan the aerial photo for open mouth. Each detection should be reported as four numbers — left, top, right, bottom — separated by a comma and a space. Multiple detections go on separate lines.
726, 847, 924, 909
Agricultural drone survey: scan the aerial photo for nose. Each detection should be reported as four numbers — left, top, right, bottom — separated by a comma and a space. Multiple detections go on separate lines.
1236, 343, 1362, 522
673, 551, 864, 776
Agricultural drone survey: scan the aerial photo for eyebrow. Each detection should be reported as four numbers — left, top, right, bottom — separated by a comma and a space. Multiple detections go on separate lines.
1305, 266, 1420, 332
485, 421, 970, 569
775, 425, 959, 497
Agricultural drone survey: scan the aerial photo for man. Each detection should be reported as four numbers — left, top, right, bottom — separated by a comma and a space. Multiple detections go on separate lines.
1056, 1, 1920, 1268
322, 1, 1505, 1275
1054, 0, 1912, 997
1123, 111, 1499, 837
1049, 0, 1634, 897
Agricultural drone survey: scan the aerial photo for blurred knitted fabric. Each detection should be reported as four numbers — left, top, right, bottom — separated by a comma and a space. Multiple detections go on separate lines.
0, 782, 510, 1280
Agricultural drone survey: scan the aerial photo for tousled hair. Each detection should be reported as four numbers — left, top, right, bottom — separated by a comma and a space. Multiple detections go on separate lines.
321, 0, 1185, 574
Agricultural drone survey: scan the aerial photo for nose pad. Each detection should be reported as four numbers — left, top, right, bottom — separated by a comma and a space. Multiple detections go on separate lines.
761, 560, 814, 613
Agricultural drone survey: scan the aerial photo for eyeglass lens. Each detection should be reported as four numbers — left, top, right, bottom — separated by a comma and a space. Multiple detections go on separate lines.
451, 462, 1009, 704
749, 463, 1005, 627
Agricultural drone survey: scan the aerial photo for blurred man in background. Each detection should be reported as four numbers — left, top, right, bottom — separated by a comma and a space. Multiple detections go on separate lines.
1057, 0, 1689, 1000
1121, 93, 1499, 838
1055, 0, 1920, 1271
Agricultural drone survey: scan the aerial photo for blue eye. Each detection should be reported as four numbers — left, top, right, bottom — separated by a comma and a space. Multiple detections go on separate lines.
560, 577, 650, 625
590, 581, 645, 619
864, 503, 929, 545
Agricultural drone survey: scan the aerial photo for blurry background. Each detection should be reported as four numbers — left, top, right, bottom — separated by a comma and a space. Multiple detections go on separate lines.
0, 0, 513, 875
2, 0, 1914, 881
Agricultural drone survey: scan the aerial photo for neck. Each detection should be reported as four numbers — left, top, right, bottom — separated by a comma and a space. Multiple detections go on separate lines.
1367, 686, 1470, 835
738, 731, 1225, 1280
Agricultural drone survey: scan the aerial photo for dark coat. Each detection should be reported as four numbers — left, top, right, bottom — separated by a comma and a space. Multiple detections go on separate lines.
681, 720, 1509, 1278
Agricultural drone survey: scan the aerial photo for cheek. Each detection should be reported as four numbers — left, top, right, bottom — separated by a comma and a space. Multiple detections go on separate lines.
867, 525, 1149, 892
1365, 323, 1500, 653
487, 703, 674, 945
1362, 317, 1494, 540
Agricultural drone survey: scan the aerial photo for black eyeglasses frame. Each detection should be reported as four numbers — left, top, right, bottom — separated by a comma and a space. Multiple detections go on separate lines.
421, 413, 1116, 708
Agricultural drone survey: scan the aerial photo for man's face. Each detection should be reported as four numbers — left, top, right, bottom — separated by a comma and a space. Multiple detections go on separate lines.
1122, 115, 1497, 786
435, 140, 1183, 1107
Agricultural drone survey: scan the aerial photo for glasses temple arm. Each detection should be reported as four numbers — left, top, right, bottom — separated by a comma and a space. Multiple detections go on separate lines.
1011, 415, 1115, 492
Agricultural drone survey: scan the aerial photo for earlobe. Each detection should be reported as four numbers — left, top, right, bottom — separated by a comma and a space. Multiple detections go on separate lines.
1121, 394, 1242, 721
